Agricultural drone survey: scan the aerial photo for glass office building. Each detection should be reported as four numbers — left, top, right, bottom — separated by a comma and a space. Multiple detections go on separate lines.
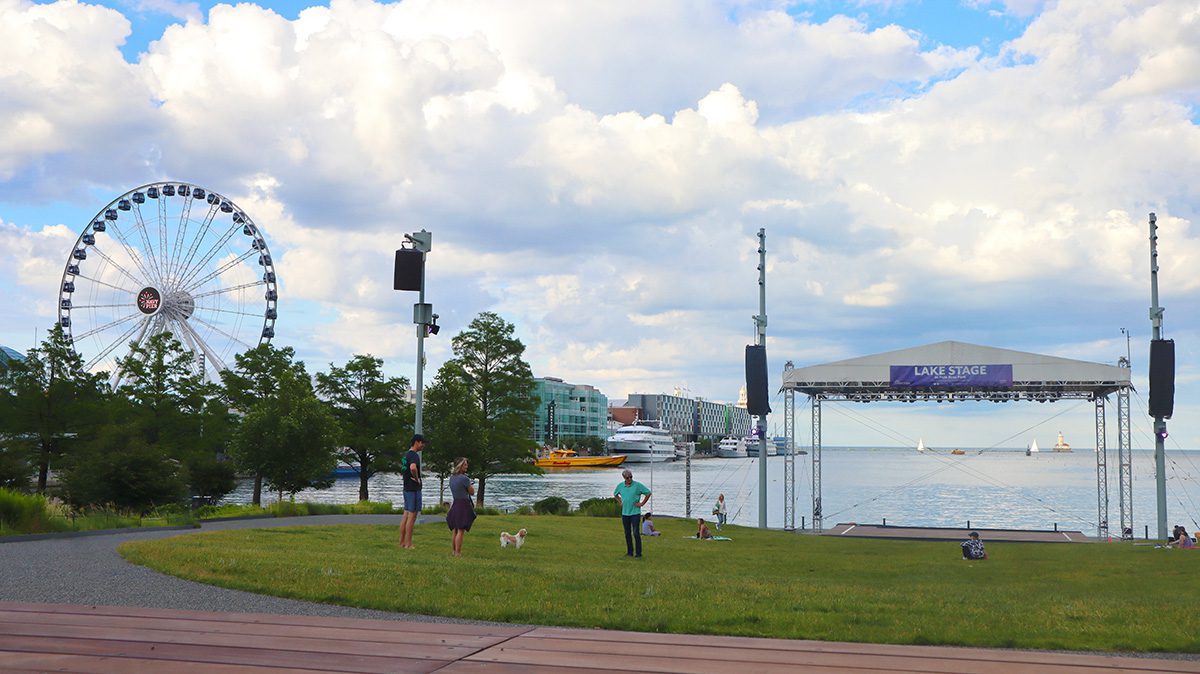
532, 377, 609, 444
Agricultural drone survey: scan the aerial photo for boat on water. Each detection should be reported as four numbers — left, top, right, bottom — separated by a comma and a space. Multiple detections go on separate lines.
917, 438, 927, 452
950, 448, 966, 455
1027, 439, 1040, 456
1053, 431, 1072, 453
716, 437, 748, 458
605, 424, 676, 463
534, 448, 626, 468
744, 436, 778, 457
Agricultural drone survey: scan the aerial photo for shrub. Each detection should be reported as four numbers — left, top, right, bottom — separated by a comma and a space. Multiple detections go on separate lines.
422, 502, 449, 515
476, 506, 503, 516
350, 501, 395, 514
0, 487, 52, 532
576, 497, 621, 517
533, 495, 570, 515
62, 438, 188, 513
514, 505, 535, 516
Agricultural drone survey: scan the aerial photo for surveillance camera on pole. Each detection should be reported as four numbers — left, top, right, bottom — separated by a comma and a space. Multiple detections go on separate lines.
395, 229, 435, 434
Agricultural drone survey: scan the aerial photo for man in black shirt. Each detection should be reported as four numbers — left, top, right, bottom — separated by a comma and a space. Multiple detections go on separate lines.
399, 434, 425, 549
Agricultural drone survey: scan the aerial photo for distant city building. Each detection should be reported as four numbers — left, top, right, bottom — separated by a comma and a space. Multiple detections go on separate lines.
623, 393, 751, 441
532, 377, 609, 444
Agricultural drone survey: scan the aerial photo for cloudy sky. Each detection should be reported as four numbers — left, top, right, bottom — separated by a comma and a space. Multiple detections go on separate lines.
2, 0, 1199, 452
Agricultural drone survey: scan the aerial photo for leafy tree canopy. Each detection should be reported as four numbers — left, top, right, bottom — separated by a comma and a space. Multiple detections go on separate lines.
315, 355, 412, 501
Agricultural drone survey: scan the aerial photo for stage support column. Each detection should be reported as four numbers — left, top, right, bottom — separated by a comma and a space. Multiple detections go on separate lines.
783, 381, 795, 530
811, 395, 822, 532
1094, 396, 1109, 540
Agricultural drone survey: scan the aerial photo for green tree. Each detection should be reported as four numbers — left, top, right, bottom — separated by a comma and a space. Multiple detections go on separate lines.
114, 331, 234, 501
0, 324, 107, 493
423, 372, 483, 504
220, 344, 310, 505
315, 355, 412, 502
115, 331, 209, 447
230, 369, 338, 500
438, 312, 538, 505
61, 427, 188, 511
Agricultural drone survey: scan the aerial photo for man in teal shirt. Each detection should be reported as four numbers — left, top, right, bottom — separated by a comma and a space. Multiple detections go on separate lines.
613, 469, 652, 557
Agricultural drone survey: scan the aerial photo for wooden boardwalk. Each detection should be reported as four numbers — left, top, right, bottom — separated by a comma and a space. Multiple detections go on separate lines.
1, 601, 1196, 673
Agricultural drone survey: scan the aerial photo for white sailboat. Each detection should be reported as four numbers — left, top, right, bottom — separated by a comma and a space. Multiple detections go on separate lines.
1027, 439, 1040, 456
916, 438, 927, 452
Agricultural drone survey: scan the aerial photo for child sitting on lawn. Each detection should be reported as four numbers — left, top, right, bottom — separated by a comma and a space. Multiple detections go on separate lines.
641, 513, 661, 536
961, 531, 987, 560
697, 518, 713, 540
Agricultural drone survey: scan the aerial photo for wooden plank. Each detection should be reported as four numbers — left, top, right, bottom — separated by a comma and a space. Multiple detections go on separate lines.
0, 601, 523, 638
521, 627, 1200, 672
0, 621, 474, 661
0, 609, 504, 649
475, 636, 1176, 674
435, 661, 650, 674
464, 647, 924, 674
0, 634, 445, 673
0, 650, 341, 674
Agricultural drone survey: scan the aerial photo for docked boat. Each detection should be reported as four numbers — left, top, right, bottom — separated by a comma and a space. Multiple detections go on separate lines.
534, 448, 626, 468
950, 448, 966, 456
605, 424, 676, 463
1027, 439, 1040, 456
716, 437, 748, 458
744, 436, 777, 457
1053, 431, 1072, 453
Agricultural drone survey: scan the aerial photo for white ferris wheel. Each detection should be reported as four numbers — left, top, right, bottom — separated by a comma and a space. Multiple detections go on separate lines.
57, 181, 278, 382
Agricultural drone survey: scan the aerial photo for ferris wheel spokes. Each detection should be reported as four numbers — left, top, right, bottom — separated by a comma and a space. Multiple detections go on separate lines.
171, 201, 221, 285
86, 244, 144, 290
130, 201, 167, 285
175, 317, 229, 375
73, 311, 143, 342
189, 314, 255, 353
181, 250, 258, 295
73, 273, 136, 295
177, 219, 247, 291
191, 279, 265, 301
100, 217, 158, 285
85, 315, 152, 374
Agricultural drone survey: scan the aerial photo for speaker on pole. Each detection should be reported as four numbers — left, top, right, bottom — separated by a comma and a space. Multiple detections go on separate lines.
394, 249, 424, 291
1149, 339, 1175, 419
745, 344, 772, 416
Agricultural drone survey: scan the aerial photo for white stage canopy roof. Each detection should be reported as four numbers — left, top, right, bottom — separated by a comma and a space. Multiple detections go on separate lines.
781, 340, 1131, 402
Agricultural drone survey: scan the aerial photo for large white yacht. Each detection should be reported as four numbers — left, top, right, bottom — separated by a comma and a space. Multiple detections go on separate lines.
606, 424, 676, 463
744, 435, 777, 457
716, 437, 748, 458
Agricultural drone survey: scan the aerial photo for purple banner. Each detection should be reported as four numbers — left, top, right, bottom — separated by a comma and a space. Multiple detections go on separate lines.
890, 364, 1012, 388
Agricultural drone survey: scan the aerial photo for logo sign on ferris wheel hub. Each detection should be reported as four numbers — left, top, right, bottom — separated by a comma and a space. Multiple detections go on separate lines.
136, 287, 162, 315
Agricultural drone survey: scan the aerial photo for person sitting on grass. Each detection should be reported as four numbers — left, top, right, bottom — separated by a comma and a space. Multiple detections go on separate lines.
641, 512, 661, 537
1166, 525, 1195, 549
697, 518, 713, 540
961, 531, 987, 560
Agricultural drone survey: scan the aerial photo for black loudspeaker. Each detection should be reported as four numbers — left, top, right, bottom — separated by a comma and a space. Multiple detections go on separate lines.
1149, 339, 1175, 419
745, 345, 772, 416
394, 249, 424, 291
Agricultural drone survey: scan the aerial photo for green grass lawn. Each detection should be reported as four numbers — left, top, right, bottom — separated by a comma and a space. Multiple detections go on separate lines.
119, 515, 1200, 652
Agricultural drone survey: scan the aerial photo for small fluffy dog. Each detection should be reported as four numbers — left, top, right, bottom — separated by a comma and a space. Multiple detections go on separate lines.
499, 528, 527, 549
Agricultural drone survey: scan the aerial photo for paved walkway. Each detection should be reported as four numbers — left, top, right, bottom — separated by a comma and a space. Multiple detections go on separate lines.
1, 515, 1196, 672
825, 523, 1090, 542
4, 601, 1200, 673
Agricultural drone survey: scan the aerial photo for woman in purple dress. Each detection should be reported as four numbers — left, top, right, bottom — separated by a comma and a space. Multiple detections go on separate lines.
446, 457, 477, 557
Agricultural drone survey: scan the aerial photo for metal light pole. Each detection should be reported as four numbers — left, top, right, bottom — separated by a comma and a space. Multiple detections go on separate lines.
755, 228, 768, 529
1148, 213, 1168, 541
406, 230, 433, 434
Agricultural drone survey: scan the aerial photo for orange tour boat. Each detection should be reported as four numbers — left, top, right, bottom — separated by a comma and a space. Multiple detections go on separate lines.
534, 448, 627, 468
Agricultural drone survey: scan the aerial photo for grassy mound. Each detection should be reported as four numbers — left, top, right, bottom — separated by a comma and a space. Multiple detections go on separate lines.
119, 515, 1200, 652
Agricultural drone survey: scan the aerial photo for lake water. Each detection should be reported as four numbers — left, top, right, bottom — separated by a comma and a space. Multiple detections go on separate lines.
223, 447, 1200, 536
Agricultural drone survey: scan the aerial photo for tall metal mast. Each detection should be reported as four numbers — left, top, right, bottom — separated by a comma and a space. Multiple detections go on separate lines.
1148, 213, 1167, 541
755, 228, 768, 528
